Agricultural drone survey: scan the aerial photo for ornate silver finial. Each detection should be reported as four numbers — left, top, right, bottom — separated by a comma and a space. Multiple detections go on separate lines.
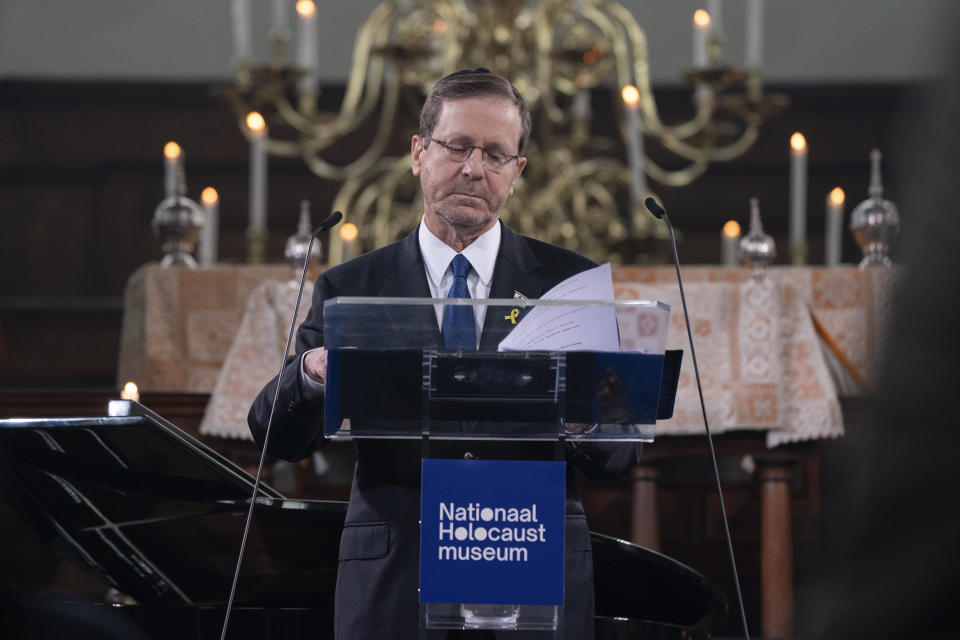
151, 151, 205, 268
285, 200, 321, 276
850, 148, 899, 268
739, 197, 776, 279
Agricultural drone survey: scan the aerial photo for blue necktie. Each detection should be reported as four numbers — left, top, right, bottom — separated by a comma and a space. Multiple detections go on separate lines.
442, 254, 477, 350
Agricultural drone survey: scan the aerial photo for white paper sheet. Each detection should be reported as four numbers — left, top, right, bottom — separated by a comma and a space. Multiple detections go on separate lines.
497, 263, 620, 352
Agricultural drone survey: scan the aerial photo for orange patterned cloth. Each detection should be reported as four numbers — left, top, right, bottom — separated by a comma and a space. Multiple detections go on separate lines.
613, 266, 895, 446
117, 264, 894, 446
117, 264, 308, 392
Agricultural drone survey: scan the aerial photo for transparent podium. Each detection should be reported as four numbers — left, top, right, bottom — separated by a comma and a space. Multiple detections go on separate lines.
321, 297, 681, 637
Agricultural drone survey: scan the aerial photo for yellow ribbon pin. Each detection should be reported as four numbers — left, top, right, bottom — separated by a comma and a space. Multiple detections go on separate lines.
504, 308, 519, 324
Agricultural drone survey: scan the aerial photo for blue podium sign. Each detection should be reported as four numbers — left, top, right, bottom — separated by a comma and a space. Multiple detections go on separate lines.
419, 459, 566, 606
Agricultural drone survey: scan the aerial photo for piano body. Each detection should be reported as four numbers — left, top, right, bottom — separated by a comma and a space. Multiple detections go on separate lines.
0, 403, 726, 639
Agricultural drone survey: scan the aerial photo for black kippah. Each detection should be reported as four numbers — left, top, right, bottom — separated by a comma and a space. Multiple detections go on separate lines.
441, 67, 491, 81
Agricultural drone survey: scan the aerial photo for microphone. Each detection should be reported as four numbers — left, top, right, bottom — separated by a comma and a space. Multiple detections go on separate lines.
644, 196, 666, 219
219, 210, 343, 640
645, 198, 751, 640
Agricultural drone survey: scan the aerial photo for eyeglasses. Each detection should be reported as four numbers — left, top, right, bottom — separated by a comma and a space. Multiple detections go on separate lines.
427, 138, 521, 171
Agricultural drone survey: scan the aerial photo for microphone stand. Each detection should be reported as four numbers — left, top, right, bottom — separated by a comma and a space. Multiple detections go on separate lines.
644, 197, 752, 640
218, 211, 343, 640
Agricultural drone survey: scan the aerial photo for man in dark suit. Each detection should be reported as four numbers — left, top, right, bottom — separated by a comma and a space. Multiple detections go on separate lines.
248, 69, 641, 639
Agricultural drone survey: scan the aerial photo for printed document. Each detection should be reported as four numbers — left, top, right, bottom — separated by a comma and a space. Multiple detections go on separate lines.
498, 263, 620, 352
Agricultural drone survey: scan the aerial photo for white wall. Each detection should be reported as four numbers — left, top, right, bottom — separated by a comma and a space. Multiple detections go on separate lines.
0, 0, 951, 83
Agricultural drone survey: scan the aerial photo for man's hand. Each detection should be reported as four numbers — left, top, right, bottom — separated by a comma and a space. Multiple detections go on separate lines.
564, 422, 599, 434
303, 347, 328, 385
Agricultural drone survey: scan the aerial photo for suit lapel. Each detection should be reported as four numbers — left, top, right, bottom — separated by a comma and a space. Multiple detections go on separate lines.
379, 227, 442, 349
479, 223, 546, 350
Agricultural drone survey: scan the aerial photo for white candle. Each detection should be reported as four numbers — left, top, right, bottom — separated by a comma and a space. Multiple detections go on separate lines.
296, 0, 317, 97
200, 187, 219, 266
247, 111, 268, 233
272, 0, 289, 31
722, 220, 741, 266
746, 0, 764, 69
693, 9, 711, 68
707, 0, 723, 38
621, 85, 646, 203
120, 381, 140, 402
231, 0, 252, 64
789, 132, 808, 264
340, 222, 359, 262
825, 187, 845, 266
163, 141, 180, 199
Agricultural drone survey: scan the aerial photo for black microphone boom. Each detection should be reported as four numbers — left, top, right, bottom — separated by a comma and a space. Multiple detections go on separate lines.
219, 210, 343, 640
645, 197, 751, 640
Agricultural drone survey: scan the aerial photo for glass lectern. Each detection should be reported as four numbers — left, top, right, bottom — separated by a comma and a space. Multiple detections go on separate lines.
321, 297, 680, 637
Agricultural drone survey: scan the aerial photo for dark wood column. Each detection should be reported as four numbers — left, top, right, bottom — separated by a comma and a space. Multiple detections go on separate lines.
630, 462, 661, 551
758, 457, 797, 639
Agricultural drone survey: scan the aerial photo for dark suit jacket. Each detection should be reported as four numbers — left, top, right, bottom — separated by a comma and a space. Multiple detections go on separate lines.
248, 222, 642, 639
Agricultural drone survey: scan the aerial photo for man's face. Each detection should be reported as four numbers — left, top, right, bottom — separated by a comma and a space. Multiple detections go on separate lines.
411, 95, 527, 237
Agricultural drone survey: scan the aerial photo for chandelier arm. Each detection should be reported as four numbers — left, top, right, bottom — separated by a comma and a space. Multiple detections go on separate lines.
328, 157, 399, 264
269, 3, 393, 145
662, 121, 761, 163
237, 117, 304, 157
641, 156, 709, 188
374, 155, 418, 246
299, 64, 400, 181
605, 2, 713, 139
340, 2, 395, 119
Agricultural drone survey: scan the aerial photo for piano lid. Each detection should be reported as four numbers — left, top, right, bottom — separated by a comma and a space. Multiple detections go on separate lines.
0, 402, 345, 607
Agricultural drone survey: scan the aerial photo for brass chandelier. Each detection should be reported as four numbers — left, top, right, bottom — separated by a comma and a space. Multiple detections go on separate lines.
228, 0, 784, 264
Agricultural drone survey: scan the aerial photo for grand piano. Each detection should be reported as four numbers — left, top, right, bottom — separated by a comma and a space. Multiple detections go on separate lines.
0, 402, 726, 639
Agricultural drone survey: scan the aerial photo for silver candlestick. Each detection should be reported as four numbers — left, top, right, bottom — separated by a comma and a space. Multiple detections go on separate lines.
739, 197, 776, 279
285, 200, 322, 280
850, 148, 899, 268
151, 156, 204, 268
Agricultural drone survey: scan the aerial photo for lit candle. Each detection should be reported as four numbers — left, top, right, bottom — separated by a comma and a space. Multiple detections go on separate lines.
231, 0, 252, 64
247, 111, 268, 233
296, 0, 317, 98
825, 187, 845, 266
693, 9, 711, 68
200, 187, 219, 266
621, 84, 646, 204
120, 381, 140, 402
789, 132, 808, 265
163, 141, 181, 199
340, 222, 359, 262
722, 219, 741, 266
746, 0, 764, 69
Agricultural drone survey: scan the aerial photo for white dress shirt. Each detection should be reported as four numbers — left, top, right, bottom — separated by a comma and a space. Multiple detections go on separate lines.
301, 220, 502, 393
418, 217, 501, 337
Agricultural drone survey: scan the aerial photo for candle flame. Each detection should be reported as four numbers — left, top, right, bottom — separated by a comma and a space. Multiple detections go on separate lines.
694, 9, 711, 28
621, 85, 640, 108
723, 220, 741, 238
246, 111, 266, 133
121, 381, 139, 402
296, 0, 315, 18
340, 222, 359, 242
790, 132, 807, 151
829, 187, 845, 205
201, 187, 219, 205
163, 141, 181, 159
433, 19, 447, 35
